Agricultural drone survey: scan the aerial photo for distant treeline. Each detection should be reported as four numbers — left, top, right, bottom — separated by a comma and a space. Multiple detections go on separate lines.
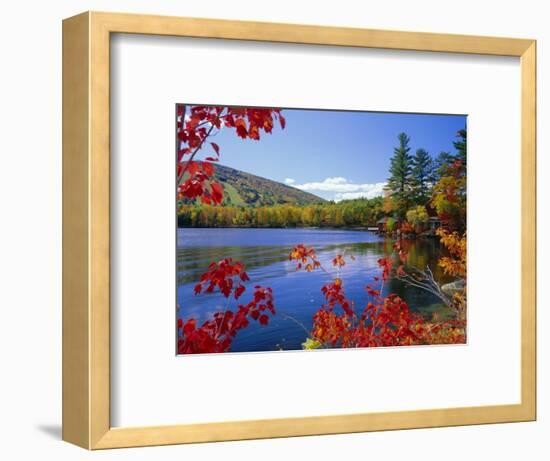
178, 197, 384, 228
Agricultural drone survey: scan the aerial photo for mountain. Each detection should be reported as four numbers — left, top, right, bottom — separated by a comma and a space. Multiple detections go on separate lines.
185, 162, 326, 207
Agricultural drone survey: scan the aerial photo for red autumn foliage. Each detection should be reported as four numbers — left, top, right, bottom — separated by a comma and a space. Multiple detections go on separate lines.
289, 243, 322, 272
178, 258, 276, 354
290, 244, 466, 348
332, 254, 347, 268
177, 106, 465, 353
393, 240, 410, 264
399, 220, 414, 234
177, 105, 285, 206
321, 278, 354, 317
177, 105, 285, 354
377, 256, 393, 282
193, 258, 250, 298
377, 241, 408, 281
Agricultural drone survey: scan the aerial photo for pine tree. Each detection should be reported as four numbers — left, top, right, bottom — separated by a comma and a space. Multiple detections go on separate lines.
387, 132, 412, 218
431, 128, 467, 232
433, 129, 466, 180
433, 151, 453, 180
453, 128, 467, 167
411, 148, 433, 204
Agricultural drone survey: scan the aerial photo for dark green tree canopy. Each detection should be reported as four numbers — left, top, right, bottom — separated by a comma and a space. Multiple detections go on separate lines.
387, 132, 413, 218
453, 128, 467, 167
387, 132, 412, 192
411, 148, 433, 204
434, 151, 453, 180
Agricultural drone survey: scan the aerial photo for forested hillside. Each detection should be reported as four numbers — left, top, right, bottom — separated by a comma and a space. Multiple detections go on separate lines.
182, 162, 325, 207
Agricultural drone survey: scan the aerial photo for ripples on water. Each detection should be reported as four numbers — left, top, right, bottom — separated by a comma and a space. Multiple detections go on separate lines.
177, 228, 451, 353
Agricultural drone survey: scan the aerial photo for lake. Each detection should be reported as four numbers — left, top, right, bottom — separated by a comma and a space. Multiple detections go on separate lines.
177, 227, 452, 353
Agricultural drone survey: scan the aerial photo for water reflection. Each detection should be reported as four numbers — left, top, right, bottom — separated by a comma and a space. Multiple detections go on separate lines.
177, 228, 454, 352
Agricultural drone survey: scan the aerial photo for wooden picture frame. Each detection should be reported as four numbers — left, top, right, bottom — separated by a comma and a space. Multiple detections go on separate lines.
62, 11, 536, 449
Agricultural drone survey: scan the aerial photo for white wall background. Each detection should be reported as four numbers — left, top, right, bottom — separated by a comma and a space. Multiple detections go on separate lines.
112, 34, 522, 427
0, 0, 547, 459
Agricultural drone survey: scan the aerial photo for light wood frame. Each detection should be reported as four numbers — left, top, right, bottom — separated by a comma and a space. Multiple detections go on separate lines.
62, 11, 537, 449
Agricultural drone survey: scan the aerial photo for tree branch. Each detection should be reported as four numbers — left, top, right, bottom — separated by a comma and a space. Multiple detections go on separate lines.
281, 313, 311, 337
178, 108, 226, 185
395, 265, 453, 309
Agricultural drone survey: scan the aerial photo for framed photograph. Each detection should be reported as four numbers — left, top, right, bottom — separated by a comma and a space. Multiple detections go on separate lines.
175, 105, 468, 355
62, 11, 536, 449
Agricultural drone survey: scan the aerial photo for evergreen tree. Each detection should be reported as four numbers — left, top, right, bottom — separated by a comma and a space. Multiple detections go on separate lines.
433, 129, 466, 180
453, 128, 467, 167
431, 129, 467, 232
434, 151, 454, 180
411, 148, 433, 204
387, 132, 413, 219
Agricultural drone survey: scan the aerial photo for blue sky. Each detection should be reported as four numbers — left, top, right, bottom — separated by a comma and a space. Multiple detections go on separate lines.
187, 107, 466, 202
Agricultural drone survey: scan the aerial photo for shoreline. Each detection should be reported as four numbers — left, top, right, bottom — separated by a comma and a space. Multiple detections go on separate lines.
177, 225, 377, 232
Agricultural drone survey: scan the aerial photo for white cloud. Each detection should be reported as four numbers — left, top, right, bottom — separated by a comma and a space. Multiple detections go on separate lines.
284, 178, 296, 185
292, 177, 386, 201
323, 177, 348, 185
334, 188, 386, 201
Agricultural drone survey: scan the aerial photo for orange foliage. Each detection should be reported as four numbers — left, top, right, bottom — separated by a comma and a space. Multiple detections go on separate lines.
399, 220, 414, 234
289, 244, 322, 272
290, 245, 466, 349
437, 229, 467, 279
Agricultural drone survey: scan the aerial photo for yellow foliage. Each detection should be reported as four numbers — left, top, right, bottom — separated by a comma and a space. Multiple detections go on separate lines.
437, 228, 466, 278
431, 169, 466, 230
302, 338, 322, 350
406, 205, 428, 227
437, 228, 467, 319
423, 321, 466, 344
